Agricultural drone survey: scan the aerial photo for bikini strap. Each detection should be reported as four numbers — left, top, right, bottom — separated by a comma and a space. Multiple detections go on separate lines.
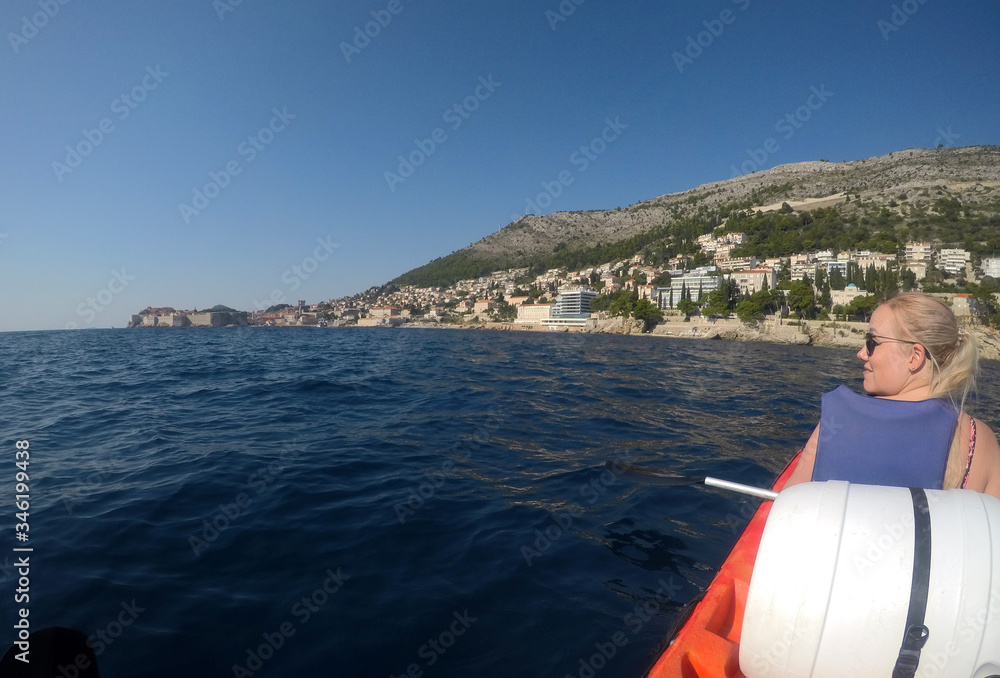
961, 417, 977, 489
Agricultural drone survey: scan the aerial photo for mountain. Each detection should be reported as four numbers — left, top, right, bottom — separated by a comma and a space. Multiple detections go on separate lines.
390, 146, 1000, 288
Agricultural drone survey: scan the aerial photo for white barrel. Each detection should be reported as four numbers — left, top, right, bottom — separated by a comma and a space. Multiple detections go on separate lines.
740, 481, 1000, 678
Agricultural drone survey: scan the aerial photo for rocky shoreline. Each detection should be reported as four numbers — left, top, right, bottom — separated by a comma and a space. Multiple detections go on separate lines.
454, 317, 1000, 361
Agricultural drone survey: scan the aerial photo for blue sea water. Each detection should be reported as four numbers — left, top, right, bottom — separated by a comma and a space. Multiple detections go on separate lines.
3, 327, 1000, 678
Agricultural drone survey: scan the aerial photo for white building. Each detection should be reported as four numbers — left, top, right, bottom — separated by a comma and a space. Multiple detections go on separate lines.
983, 258, 1000, 279
515, 303, 554, 323
938, 249, 971, 276
856, 254, 896, 271
905, 242, 933, 265
551, 286, 598, 317
714, 243, 738, 259
789, 254, 816, 280
814, 250, 837, 265
715, 256, 757, 272
730, 268, 777, 296
473, 299, 498, 316
825, 261, 849, 277
831, 284, 866, 307
905, 263, 928, 281
656, 275, 724, 309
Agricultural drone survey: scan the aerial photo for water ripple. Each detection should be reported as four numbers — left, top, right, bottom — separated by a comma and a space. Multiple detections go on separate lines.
2, 328, 1000, 677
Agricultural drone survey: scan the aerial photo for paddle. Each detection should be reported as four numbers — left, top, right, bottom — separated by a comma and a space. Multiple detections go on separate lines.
606, 460, 779, 500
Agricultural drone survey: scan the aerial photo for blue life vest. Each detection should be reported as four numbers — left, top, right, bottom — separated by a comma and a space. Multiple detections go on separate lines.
812, 385, 958, 489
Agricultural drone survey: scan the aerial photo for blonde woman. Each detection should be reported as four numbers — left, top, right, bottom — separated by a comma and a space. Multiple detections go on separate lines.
786, 292, 1000, 498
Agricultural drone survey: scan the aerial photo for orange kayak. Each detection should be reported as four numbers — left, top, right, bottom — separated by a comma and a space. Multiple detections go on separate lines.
645, 455, 800, 678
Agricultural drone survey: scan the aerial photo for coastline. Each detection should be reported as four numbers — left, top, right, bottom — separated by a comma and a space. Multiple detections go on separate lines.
404, 317, 1000, 361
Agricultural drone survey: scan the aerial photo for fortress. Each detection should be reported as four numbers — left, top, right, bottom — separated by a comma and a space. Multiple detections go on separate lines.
127, 308, 248, 328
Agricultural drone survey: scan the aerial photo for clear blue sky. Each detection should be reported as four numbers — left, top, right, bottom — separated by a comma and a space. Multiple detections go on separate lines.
1, 0, 997, 331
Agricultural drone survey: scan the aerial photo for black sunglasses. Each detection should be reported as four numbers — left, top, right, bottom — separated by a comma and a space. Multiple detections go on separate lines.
864, 331, 923, 356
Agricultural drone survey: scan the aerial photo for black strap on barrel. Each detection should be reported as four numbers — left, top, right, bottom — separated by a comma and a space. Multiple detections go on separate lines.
892, 487, 932, 678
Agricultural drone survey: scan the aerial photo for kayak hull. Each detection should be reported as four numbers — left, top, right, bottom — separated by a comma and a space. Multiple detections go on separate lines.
645, 456, 800, 678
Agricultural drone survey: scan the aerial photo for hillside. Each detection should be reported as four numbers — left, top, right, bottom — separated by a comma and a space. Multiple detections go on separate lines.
391, 146, 1000, 288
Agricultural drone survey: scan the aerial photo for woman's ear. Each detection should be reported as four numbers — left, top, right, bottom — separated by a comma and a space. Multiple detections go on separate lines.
909, 343, 928, 371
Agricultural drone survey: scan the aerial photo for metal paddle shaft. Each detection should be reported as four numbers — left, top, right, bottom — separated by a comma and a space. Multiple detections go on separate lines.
607, 461, 779, 500
704, 477, 778, 501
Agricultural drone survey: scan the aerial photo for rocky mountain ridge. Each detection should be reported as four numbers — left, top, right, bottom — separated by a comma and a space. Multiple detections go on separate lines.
468, 145, 1000, 260
394, 145, 1000, 286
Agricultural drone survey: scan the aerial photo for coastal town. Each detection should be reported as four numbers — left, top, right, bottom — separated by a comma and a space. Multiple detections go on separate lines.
128, 233, 996, 335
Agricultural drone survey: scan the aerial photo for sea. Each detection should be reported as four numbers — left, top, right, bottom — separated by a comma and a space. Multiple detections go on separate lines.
3, 327, 1000, 678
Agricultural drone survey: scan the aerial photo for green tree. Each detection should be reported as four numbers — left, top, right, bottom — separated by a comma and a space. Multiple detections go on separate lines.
735, 289, 774, 325
768, 288, 785, 314
608, 291, 638, 318
632, 298, 664, 331
651, 272, 672, 287
845, 295, 878, 322
736, 298, 762, 325
970, 279, 1000, 326
786, 281, 818, 319
827, 267, 845, 290
818, 278, 833, 311
702, 288, 731, 317
676, 297, 698, 318
494, 301, 516, 322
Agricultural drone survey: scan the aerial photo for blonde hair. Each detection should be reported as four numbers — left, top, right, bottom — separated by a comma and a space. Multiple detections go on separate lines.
881, 292, 980, 487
